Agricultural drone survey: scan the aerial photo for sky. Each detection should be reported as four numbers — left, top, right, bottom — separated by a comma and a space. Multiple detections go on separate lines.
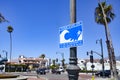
0, 0, 120, 63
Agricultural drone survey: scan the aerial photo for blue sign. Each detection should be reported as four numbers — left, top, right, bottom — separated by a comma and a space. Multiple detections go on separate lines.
59, 21, 83, 48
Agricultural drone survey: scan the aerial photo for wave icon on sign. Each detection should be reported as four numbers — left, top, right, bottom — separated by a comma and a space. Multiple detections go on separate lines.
60, 26, 82, 44
60, 30, 72, 43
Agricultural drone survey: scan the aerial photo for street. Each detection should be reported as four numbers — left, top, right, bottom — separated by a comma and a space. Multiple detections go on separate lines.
27, 72, 92, 80
8, 72, 120, 80
26, 72, 119, 80
37, 73, 68, 80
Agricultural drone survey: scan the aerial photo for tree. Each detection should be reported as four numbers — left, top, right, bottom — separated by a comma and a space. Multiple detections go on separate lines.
7, 26, 13, 64
95, 2, 115, 25
95, 1, 118, 79
0, 13, 8, 23
39, 54, 45, 59
61, 58, 65, 68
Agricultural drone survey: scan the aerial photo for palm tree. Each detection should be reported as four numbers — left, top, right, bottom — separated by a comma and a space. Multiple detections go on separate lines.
95, 2, 115, 25
7, 26, 13, 65
39, 54, 46, 67
0, 13, 8, 23
39, 54, 45, 59
95, 1, 118, 79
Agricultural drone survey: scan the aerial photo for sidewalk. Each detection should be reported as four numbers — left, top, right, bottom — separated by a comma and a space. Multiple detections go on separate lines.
79, 73, 120, 80
79, 73, 116, 80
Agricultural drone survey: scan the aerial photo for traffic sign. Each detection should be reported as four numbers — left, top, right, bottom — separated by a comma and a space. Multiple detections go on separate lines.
91, 65, 95, 68
59, 21, 83, 48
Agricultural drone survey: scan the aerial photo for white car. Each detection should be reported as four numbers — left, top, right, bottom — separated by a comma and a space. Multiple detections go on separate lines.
58, 66, 64, 72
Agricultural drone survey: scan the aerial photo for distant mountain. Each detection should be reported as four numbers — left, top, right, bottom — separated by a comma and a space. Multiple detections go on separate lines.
116, 56, 120, 61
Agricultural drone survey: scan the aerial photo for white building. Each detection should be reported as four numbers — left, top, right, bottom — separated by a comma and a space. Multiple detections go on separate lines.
78, 59, 120, 71
77, 59, 86, 70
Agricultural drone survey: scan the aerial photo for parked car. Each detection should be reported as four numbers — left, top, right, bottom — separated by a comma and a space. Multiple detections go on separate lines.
36, 68, 46, 75
51, 69, 61, 74
45, 68, 50, 73
95, 70, 118, 77
95, 70, 111, 77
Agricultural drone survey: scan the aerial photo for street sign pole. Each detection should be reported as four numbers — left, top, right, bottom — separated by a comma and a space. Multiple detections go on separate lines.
91, 51, 95, 80
66, 0, 80, 80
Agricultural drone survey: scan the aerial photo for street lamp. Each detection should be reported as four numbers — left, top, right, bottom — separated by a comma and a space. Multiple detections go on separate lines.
56, 52, 65, 68
96, 38, 105, 77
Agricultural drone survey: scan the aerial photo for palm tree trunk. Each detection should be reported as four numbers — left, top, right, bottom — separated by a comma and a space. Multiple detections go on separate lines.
104, 24, 113, 78
111, 47, 118, 79
105, 28, 113, 78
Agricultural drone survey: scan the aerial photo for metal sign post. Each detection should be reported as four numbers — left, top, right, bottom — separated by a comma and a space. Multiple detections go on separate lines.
59, 0, 83, 80
66, 0, 80, 80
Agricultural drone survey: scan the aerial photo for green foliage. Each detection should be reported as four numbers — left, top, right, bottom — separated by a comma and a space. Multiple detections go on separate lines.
52, 60, 56, 65
39, 54, 45, 59
7, 26, 14, 33
79, 70, 97, 73
49, 64, 59, 69
95, 1, 115, 25
0, 13, 8, 23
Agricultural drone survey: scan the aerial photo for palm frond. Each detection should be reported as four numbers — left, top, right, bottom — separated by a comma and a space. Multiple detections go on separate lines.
0, 13, 9, 23
7, 26, 13, 33
94, 1, 115, 25
110, 13, 115, 20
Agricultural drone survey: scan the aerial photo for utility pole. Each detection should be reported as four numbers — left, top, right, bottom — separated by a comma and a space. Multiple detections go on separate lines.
66, 0, 80, 80
96, 39, 105, 77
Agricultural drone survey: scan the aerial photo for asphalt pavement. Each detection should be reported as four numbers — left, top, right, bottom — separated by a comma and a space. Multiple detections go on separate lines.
4, 72, 120, 80
27, 72, 119, 80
